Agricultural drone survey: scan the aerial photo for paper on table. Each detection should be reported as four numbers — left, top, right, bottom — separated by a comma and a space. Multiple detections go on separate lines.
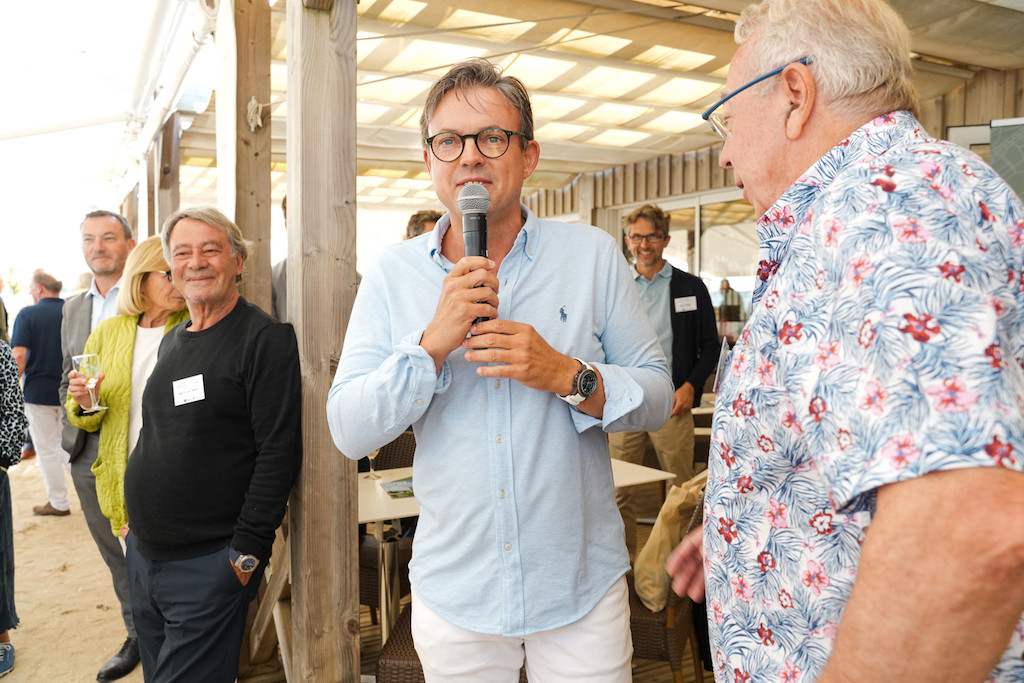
380, 476, 413, 498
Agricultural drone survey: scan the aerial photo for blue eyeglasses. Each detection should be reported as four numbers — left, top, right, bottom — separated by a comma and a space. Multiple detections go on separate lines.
701, 56, 813, 140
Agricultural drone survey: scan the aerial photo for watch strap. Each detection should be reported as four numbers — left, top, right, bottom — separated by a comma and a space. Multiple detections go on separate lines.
559, 358, 595, 406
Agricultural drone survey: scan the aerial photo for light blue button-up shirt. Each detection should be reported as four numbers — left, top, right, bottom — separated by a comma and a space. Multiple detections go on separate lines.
327, 207, 672, 636
87, 277, 122, 332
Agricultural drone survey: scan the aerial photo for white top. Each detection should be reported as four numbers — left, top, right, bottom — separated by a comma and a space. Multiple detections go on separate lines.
128, 326, 164, 456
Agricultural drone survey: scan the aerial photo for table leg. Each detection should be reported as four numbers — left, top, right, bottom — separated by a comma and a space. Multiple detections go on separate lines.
377, 523, 401, 644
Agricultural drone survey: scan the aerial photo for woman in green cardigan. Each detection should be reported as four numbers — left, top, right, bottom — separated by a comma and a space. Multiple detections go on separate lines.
66, 236, 189, 537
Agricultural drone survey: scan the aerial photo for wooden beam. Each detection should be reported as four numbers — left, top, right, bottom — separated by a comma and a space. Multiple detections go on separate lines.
288, 0, 360, 680
232, 0, 273, 314
146, 151, 157, 235
157, 112, 181, 228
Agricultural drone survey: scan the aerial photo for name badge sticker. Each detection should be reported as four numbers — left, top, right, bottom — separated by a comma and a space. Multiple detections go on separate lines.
675, 296, 697, 313
173, 374, 206, 406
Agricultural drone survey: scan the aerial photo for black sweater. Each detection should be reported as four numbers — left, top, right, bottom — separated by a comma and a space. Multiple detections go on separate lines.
668, 268, 720, 395
125, 298, 302, 562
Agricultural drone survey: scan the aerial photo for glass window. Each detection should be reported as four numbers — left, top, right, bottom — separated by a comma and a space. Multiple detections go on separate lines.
699, 200, 757, 344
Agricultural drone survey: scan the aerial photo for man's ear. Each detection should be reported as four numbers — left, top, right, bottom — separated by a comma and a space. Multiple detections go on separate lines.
780, 62, 816, 140
522, 139, 540, 180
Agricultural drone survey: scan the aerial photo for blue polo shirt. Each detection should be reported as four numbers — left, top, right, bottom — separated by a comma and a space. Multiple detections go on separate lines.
11, 297, 65, 405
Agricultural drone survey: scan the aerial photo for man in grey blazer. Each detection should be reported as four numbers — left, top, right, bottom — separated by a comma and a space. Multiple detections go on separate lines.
60, 210, 139, 681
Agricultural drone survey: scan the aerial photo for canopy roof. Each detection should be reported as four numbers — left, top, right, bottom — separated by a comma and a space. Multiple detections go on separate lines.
3, 0, 1023, 214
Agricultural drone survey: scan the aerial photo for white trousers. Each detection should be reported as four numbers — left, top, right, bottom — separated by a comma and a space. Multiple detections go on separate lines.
412, 576, 632, 683
24, 404, 71, 511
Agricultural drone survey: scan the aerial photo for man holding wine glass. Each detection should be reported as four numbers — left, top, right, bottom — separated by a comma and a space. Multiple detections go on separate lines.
123, 207, 302, 683
59, 209, 140, 681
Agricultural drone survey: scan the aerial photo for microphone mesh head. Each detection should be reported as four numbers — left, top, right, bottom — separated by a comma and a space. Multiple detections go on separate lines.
457, 184, 490, 214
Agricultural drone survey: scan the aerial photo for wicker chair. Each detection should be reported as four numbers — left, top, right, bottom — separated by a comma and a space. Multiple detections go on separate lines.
376, 604, 529, 683
361, 430, 417, 624
374, 430, 417, 470
628, 495, 706, 683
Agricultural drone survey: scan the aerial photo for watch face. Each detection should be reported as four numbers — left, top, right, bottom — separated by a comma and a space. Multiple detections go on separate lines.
239, 556, 258, 572
579, 368, 598, 397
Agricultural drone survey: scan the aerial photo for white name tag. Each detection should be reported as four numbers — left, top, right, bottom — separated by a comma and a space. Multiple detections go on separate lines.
173, 374, 206, 406
675, 296, 697, 313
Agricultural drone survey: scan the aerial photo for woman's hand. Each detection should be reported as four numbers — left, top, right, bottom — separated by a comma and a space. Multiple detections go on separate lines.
67, 369, 104, 410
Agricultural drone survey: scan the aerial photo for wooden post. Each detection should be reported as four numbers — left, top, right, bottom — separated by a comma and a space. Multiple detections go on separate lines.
146, 152, 157, 235
288, 0, 360, 681
157, 112, 181, 228
233, 0, 273, 314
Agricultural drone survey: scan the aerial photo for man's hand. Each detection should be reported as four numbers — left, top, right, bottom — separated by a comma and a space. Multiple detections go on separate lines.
671, 382, 695, 417
230, 560, 253, 587
421, 256, 498, 373
665, 527, 705, 602
462, 319, 579, 395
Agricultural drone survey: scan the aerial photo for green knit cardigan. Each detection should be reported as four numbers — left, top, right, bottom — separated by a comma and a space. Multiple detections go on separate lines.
66, 310, 190, 535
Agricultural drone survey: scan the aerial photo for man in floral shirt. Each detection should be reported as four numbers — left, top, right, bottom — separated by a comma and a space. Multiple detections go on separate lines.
666, 0, 1024, 681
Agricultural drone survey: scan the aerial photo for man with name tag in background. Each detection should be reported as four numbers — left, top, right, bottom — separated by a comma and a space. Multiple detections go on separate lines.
122, 207, 302, 683
609, 204, 719, 562
327, 58, 672, 682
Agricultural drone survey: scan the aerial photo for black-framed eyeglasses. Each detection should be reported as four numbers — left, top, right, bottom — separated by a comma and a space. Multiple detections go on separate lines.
701, 56, 813, 141
626, 233, 666, 245
426, 127, 530, 162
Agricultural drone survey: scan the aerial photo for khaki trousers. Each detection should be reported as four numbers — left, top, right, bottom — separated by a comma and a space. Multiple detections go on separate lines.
608, 412, 694, 561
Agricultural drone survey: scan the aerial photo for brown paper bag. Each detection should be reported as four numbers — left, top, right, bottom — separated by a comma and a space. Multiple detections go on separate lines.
633, 469, 707, 612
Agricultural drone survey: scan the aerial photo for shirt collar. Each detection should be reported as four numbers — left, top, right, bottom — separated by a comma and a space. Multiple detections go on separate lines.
430, 204, 539, 269
631, 260, 672, 281
87, 276, 122, 300
757, 110, 916, 242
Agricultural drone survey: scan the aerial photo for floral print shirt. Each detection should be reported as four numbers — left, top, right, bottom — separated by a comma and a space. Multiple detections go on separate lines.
705, 110, 1024, 682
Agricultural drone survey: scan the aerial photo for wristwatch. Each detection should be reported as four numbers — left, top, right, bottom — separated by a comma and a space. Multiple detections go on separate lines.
228, 547, 260, 574
558, 358, 598, 406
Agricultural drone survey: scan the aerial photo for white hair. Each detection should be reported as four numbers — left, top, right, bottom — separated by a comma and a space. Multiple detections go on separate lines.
735, 0, 917, 118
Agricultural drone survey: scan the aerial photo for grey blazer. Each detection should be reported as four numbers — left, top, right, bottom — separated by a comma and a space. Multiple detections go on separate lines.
60, 292, 92, 459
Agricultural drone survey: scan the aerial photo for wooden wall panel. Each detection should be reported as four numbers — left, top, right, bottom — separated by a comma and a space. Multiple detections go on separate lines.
645, 159, 658, 201
696, 149, 710, 192
683, 151, 697, 194
671, 153, 684, 196
944, 82, 966, 130
1005, 69, 1022, 118
918, 96, 945, 138
627, 162, 639, 205
965, 70, 1006, 125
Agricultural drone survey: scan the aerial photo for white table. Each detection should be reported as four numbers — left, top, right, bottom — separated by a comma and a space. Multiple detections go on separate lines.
359, 458, 674, 524
360, 459, 675, 641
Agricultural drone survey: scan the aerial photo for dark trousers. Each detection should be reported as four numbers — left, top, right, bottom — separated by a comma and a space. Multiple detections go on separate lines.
125, 535, 264, 683
70, 432, 135, 637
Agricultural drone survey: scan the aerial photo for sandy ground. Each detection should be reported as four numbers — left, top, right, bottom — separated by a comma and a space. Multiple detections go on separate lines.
4, 457, 143, 682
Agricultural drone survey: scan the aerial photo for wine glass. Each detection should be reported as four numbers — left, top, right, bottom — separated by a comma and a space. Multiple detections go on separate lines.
72, 353, 108, 414
365, 449, 381, 480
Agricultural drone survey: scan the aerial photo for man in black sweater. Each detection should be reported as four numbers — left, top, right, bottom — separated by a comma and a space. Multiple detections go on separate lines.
609, 204, 719, 561
124, 206, 302, 683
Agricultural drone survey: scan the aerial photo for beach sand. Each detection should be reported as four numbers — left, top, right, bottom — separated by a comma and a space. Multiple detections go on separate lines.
4, 457, 143, 682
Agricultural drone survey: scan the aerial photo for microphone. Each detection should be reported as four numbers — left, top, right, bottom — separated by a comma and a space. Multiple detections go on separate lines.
457, 183, 489, 259
457, 183, 491, 324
